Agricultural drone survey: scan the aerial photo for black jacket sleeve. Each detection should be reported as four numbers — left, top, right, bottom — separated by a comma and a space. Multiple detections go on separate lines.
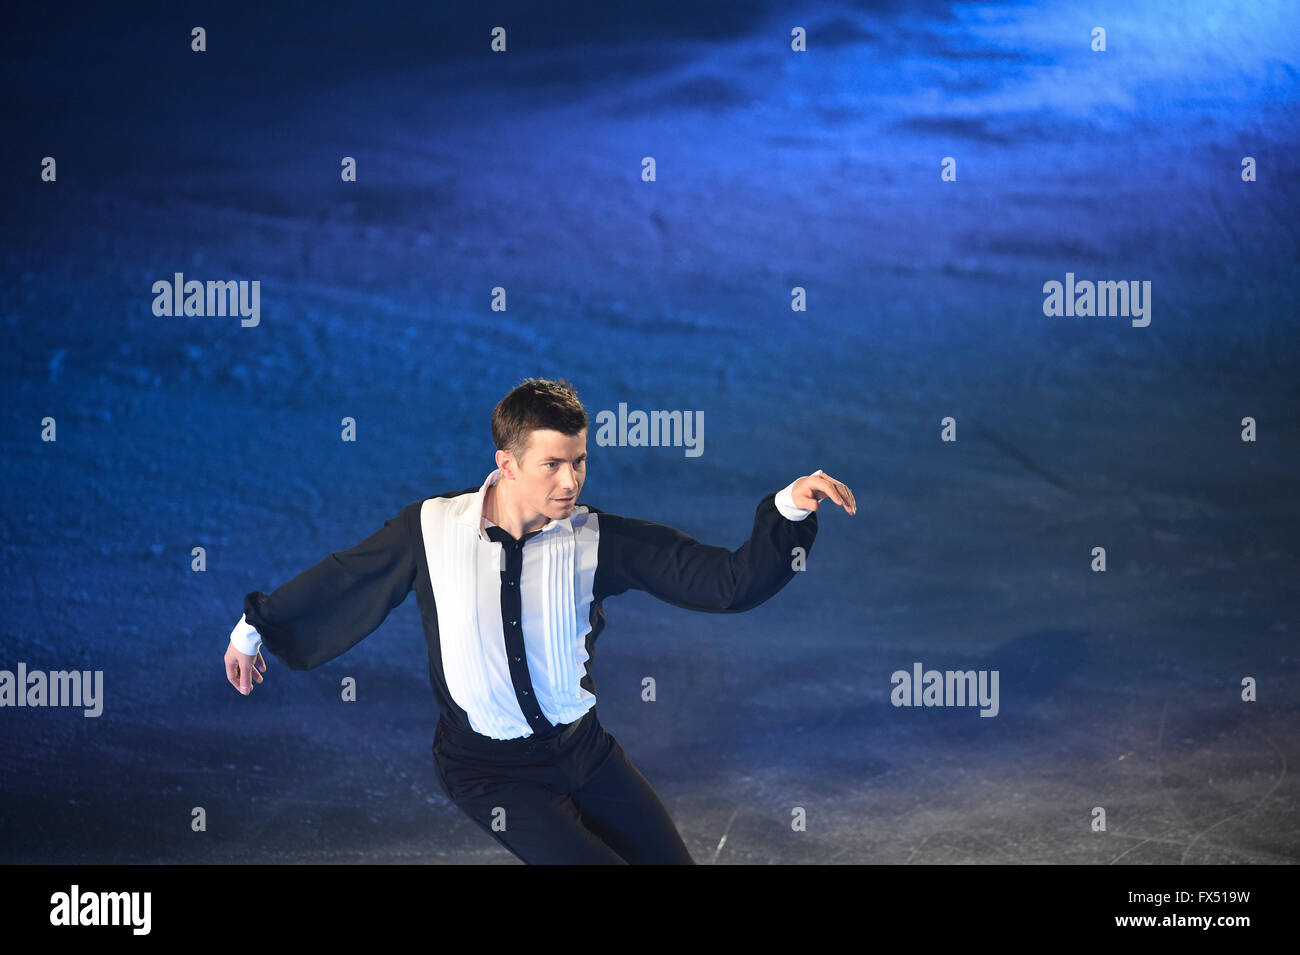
592, 492, 818, 613
242, 503, 418, 670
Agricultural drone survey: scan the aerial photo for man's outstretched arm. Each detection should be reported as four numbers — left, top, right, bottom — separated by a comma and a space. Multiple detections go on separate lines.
593, 470, 854, 613
223, 503, 420, 692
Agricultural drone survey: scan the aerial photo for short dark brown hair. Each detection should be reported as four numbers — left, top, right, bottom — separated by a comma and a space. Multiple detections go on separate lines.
491, 378, 588, 465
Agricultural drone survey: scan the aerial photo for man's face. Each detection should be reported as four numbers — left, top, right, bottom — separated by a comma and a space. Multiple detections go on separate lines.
505, 428, 587, 520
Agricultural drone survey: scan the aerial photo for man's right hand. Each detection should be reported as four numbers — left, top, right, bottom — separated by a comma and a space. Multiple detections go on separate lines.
225, 641, 267, 696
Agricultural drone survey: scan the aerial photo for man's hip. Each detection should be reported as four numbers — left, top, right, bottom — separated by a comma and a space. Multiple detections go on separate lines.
433, 704, 613, 792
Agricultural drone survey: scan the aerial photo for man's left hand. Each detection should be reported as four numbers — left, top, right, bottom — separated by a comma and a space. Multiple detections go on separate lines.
791, 469, 856, 515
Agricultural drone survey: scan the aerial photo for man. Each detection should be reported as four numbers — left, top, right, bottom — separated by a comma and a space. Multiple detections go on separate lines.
223, 378, 855, 864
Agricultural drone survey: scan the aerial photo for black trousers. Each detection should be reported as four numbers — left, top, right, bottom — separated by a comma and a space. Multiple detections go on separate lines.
432, 706, 695, 864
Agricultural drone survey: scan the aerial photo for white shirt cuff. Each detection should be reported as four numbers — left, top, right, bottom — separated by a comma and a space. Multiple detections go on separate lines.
230, 613, 263, 656
774, 482, 812, 521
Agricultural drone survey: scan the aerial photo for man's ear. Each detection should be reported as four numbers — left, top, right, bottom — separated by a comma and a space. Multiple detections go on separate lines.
495, 448, 515, 479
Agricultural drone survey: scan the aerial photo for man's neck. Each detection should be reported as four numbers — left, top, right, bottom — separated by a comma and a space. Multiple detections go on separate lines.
484, 480, 549, 540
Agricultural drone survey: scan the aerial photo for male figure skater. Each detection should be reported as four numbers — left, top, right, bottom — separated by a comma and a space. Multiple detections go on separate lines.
223, 378, 855, 864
